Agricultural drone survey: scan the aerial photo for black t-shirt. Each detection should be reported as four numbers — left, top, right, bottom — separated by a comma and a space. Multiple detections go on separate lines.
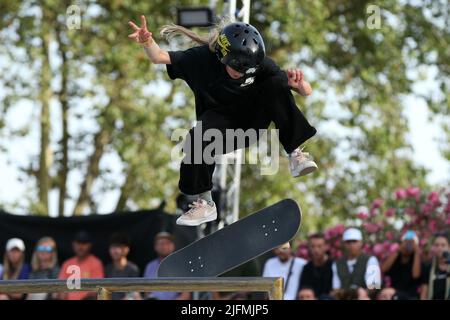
105, 262, 140, 300
421, 263, 448, 300
299, 259, 333, 298
105, 261, 140, 278
166, 45, 288, 118
385, 253, 422, 298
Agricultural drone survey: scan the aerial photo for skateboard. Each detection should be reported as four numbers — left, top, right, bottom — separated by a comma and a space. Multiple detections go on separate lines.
157, 199, 301, 277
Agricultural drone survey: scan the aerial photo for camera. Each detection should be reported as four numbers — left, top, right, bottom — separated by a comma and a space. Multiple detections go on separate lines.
443, 251, 450, 264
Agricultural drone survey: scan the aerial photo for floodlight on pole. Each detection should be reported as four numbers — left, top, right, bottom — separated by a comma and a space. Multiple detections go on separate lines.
176, 7, 215, 28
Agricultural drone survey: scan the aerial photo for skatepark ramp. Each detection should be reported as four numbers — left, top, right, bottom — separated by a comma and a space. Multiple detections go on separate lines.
0, 277, 284, 300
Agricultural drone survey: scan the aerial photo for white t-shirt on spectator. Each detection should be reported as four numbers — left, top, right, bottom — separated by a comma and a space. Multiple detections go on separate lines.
263, 256, 307, 300
331, 256, 381, 289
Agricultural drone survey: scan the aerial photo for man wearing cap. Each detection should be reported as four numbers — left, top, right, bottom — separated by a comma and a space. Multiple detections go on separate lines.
143, 232, 190, 300
105, 232, 141, 300
58, 231, 104, 300
381, 230, 423, 299
331, 228, 381, 291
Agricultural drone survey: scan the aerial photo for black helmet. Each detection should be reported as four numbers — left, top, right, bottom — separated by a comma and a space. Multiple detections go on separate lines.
215, 22, 265, 74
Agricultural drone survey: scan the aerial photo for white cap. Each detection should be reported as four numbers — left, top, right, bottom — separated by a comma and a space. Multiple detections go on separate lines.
343, 228, 363, 241
6, 238, 26, 252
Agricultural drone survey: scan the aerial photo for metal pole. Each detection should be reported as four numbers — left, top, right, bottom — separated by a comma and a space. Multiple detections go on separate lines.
239, 0, 251, 23
0, 277, 283, 300
232, 150, 242, 222
209, 0, 218, 8
229, 0, 237, 21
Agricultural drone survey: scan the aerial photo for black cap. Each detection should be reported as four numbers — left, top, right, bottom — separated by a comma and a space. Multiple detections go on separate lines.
154, 231, 174, 243
109, 232, 131, 247
73, 230, 92, 243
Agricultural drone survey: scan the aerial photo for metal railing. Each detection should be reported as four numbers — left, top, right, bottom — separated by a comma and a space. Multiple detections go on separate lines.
0, 277, 284, 300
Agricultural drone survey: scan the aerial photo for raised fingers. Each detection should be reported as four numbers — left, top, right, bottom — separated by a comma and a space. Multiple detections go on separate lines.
140, 15, 147, 31
128, 31, 138, 39
287, 69, 294, 79
128, 21, 140, 31
289, 69, 299, 82
295, 70, 301, 82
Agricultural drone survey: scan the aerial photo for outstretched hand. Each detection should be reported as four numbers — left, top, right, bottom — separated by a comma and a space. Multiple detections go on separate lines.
287, 68, 312, 96
128, 15, 153, 45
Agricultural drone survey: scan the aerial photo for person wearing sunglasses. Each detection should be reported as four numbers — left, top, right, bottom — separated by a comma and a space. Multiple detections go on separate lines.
27, 237, 60, 300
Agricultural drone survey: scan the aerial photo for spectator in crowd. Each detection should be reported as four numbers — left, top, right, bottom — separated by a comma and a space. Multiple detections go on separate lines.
105, 232, 141, 300
298, 233, 333, 298
331, 287, 371, 300
262, 242, 307, 300
331, 228, 381, 291
143, 232, 190, 300
381, 230, 422, 299
377, 287, 397, 300
0, 263, 3, 278
58, 230, 104, 300
420, 233, 450, 300
212, 292, 249, 300
356, 287, 371, 300
0, 238, 30, 300
1, 238, 30, 280
27, 237, 60, 300
298, 286, 317, 300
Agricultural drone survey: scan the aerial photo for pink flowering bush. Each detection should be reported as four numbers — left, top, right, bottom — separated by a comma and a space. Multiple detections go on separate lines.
295, 187, 450, 263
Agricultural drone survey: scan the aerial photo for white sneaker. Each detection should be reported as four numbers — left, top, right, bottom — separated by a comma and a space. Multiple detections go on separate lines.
289, 147, 318, 177
176, 199, 217, 226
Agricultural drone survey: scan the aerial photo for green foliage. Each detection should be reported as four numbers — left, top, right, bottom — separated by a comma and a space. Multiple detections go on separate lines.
0, 1, 448, 226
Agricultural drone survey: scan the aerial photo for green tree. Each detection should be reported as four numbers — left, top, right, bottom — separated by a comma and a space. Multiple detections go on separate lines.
0, 0, 448, 233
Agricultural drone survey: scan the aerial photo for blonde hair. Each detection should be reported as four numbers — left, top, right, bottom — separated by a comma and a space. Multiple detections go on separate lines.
31, 237, 58, 271
2, 250, 25, 280
159, 16, 232, 52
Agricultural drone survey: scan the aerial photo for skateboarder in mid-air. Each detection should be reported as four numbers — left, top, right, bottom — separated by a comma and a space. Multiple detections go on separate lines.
129, 16, 317, 227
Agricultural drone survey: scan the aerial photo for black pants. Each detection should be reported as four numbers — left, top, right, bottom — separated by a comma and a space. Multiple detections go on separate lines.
179, 76, 317, 195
